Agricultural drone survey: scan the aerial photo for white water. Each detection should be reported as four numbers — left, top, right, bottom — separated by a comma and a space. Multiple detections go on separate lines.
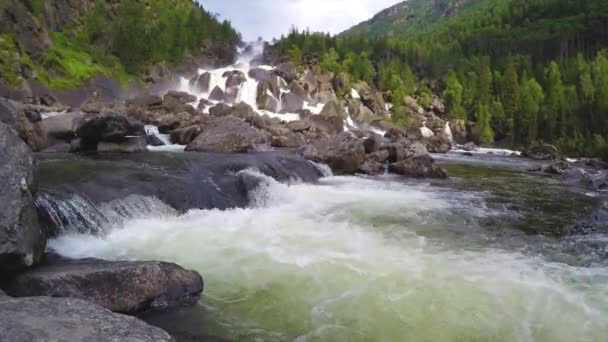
49, 174, 608, 341
144, 125, 186, 152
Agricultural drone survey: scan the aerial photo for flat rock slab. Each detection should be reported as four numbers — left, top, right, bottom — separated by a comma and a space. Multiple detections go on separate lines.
0, 297, 173, 342
3, 256, 203, 314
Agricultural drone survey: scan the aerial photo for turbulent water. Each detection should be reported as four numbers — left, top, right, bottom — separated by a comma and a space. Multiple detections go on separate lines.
48, 166, 608, 341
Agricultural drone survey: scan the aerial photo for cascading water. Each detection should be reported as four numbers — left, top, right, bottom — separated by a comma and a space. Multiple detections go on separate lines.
47, 169, 608, 341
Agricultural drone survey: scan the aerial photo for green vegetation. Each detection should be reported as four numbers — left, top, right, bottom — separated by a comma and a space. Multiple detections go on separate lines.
1, 0, 239, 90
273, 0, 608, 158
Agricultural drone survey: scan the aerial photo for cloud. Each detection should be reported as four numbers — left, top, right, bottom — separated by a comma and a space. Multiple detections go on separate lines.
200, 0, 400, 41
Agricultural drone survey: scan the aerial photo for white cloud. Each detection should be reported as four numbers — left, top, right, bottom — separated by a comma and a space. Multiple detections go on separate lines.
201, 0, 400, 41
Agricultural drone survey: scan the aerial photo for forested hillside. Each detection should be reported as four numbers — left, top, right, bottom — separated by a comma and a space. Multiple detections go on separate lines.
0, 0, 239, 90
273, 0, 608, 157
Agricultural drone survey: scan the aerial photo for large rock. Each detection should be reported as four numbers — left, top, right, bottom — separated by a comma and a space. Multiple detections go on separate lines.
352, 82, 386, 114
332, 72, 350, 95
303, 132, 366, 174
320, 100, 347, 119
165, 91, 197, 104
126, 94, 163, 109
224, 71, 247, 88
524, 144, 559, 160
0, 297, 172, 341
77, 113, 142, 150
186, 116, 268, 153
4, 256, 203, 314
170, 125, 203, 145
209, 86, 226, 102
281, 92, 304, 113
348, 100, 375, 124
248, 68, 272, 82
388, 143, 447, 179
450, 120, 467, 145
0, 122, 45, 272
190, 72, 211, 93
425, 134, 452, 154
274, 62, 297, 83
309, 115, 344, 136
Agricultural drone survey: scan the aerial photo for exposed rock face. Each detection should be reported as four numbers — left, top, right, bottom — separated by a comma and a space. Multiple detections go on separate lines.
224, 70, 247, 88
165, 91, 197, 104
126, 94, 163, 108
425, 134, 452, 153
4, 256, 203, 314
0, 122, 45, 273
303, 132, 366, 174
248, 68, 272, 82
320, 100, 348, 119
186, 116, 268, 153
0, 297, 173, 341
332, 72, 350, 95
77, 113, 142, 151
348, 100, 375, 124
309, 115, 344, 136
450, 120, 468, 145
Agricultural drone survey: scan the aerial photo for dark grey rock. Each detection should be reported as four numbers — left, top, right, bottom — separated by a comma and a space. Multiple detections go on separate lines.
186, 116, 268, 153
0, 297, 173, 342
303, 132, 366, 175
0, 122, 46, 272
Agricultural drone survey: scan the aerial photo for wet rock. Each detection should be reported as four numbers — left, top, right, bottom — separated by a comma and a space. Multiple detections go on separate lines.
380, 143, 409, 163
4, 256, 203, 314
257, 92, 279, 112
23, 108, 41, 122
289, 80, 309, 100
0, 122, 45, 273
363, 134, 383, 154
225, 71, 247, 88
523, 144, 559, 160
359, 159, 385, 175
186, 116, 268, 153
165, 91, 197, 104
450, 120, 468, 145
462, 142, 478, 151
274, 62, 296, 83
384, 127, 408, 143
0, 297, 173, 341
314, 89, 338, 104
77, 113, 142, 150
38, 112, 84, 141
388, 144, 447, 179
97, 136, 148, 154
248, 68, 272, 82
543, 161, 571, 175
271, 132, 305, 148
209, 103, 232, 117
146, 134, 165, 147
190, 72, 211, 93
303, 132, 366, 174
170, 125, 203, 145
425, 134, 452, 154
281, 92, 304, 113
224, 86, 240, 103
320, 100, 347, 119
348, 100, 375, 124
209, 86, 226, 102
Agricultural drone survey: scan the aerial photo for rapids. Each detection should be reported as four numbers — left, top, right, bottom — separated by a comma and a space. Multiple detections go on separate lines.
48, 167, 608, 341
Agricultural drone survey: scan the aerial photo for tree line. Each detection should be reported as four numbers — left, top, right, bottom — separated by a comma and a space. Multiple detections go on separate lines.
273, 0, 608, 157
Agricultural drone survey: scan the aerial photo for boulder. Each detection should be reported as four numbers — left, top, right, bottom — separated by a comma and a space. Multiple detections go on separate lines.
225, 71, 247, 88
359, 150, 390, 175
209, 86, 226, 102
38, 112, 84, 141
289, 80, 309, 99
320, 100, 347, 119
523, 144, 559, 160
165, 91, 197, 104
271, 132, 305, 148
352, 82, 386, 114
404, 96, 424, 114
543, 161, 571, 175
209, 103, 232, 117
380, 143, 409, 163
97, 137, 148, 153
77, 113, 141, 150
281, 92, 304, 113
309, 115, 344, 136
0, 97, 18, 127
288, 120, 311, 133
274, 62, 296, 83
186, 116, 269, 153
462, 142, 478, 151
314, 89, 338, 104
4, 256, 203, 314
0, 297, 172, 341
303, 132, 366, 174
430, 96, 446, 115
388, 143, 447, 179
332, 72, 350, 95
126, 94, 163, 109
146, 134, 166, 147
170, 125, 203, 145
450, 120, 468, 145
248, 68, 272, 82
300, 70, 318, 94
256, 83, 279, 112
190, 72, 211, 93
0, 122, 46, 273
348, 100, 375, 124
363, 133, 383, 154
23, 108, 41, 122
425, 134, 452, 154
225, 86, 240, 103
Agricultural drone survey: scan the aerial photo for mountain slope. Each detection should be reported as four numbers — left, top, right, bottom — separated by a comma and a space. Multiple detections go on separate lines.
0, 0, 239, 92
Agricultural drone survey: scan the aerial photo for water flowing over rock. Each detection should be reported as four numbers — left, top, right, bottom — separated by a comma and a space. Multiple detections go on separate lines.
524, 144, 559, 160
76, 113, 143, 151
209, 86, 226, 102
0, 122, 45, 272
0, 297, 173, 341
190, 72, 211, 93
164, 91, 197, 104
274, 62, 297, 83
352, 82, 386, 114
4, 255, 203, 314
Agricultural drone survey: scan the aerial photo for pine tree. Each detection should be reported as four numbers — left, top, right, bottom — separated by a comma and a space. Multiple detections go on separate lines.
503, 56, 519, 143
443, 70, 466, 119
543, 61, 565, 141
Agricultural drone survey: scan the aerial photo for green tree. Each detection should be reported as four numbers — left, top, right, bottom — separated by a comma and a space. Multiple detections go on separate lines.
320, 48, 341, 74
519, 76, 544, 145
443, 70, 466, 119
474, 103, 494, 144
502, 57, 519, 143
542, 61, 565, 141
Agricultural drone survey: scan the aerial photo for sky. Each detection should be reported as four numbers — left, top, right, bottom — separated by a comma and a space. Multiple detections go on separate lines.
199, 0, 401, 41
